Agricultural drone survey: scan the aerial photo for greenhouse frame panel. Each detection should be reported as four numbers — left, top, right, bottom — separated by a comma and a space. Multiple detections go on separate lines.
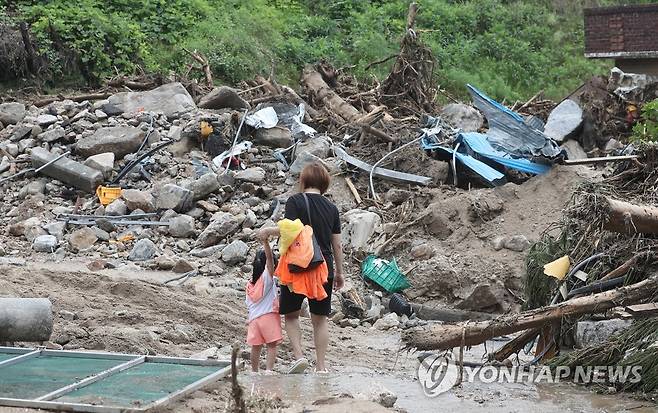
0, 346, 231, 413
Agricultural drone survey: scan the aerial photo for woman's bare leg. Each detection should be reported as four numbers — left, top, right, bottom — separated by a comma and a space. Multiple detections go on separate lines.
284, 311, 304, 360
311, 314, 328, 371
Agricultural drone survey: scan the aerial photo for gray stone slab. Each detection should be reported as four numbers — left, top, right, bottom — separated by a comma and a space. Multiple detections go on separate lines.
31, 148, 103, 193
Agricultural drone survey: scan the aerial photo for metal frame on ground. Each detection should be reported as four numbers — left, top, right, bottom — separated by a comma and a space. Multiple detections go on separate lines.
0, 346, 231, 413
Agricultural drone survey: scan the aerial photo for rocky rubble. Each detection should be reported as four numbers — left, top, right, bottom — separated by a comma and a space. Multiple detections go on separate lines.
0, 75, 594, 325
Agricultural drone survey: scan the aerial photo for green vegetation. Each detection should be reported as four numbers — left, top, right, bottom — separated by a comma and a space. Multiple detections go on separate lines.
0, 0, 654, 100
632, 99, 658, 143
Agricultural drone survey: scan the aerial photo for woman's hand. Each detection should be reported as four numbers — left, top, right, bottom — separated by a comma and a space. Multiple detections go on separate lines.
254, 227, 277, 241
333, 271, 344, 291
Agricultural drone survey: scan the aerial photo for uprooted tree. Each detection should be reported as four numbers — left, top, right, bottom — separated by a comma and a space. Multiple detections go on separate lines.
403, 275, 658, 351
379, 2, 436, 113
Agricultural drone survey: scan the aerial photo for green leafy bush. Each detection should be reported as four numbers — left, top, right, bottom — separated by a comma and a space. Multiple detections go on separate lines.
632, 99, 658, 143
1, 0, 652, 99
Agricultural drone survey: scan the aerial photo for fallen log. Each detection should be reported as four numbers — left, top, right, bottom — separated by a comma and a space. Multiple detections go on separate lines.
601, 252, 652, 282
301, 67, 362, 123
279, 85, 320, 120
33, 92, 113, 107
381, 299, 493, 323
107, 78, 157, 90
403, 275, 658, 351
603, 197, 658, 234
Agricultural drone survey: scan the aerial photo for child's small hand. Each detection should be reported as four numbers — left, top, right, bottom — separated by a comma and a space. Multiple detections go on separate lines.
254, 229, 269, 241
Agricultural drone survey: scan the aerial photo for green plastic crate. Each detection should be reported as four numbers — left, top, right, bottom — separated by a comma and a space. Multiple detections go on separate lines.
361, 255, 410, 293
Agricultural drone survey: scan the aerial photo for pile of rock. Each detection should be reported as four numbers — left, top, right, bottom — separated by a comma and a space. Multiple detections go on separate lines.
0, 82, 361, 285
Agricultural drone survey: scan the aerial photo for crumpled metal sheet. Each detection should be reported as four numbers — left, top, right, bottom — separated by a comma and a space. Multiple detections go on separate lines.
467, 84, 562, 159
457, 132, 551, 175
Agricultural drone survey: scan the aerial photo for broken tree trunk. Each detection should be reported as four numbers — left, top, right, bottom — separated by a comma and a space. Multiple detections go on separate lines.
33, 93, 113, 108
490, 328, 540, 362
380, 2, 435, 113
603, 197, 658, 234
600, 252, 652, 281
403, 275, 658, 351
301, 67, 362, 123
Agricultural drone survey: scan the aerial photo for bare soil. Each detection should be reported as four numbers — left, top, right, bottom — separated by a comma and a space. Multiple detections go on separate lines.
2, 257, 655, 412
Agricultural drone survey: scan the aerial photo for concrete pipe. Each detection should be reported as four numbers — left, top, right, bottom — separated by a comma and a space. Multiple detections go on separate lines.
0, 298, 53, 342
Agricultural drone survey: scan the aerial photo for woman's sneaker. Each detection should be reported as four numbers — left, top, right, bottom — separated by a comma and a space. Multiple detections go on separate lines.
287, 357, 309, 374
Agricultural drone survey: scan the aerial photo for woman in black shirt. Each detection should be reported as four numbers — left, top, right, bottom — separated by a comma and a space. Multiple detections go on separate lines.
256, 162, 344, 374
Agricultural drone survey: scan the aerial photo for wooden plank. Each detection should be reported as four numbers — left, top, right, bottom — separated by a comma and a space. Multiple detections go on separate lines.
563, 155, 638, 165
626, 303, 658, 316
334, 146, 431, 185
344, 177, 363, 204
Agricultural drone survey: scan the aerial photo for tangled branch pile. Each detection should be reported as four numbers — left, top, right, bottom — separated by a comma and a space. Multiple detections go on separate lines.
525, 145, 658, 310
380, 2, 436, 115
549, 318, 658, 393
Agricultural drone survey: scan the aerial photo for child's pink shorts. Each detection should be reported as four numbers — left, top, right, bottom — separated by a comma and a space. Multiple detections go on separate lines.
247, 313, 283, 346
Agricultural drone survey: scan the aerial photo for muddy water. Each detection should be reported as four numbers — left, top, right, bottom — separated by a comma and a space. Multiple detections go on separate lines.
245, 368, 656, 412
244, 332, 656, 413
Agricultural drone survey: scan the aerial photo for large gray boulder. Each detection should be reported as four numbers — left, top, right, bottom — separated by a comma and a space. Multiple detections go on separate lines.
33, 235, 58, 253
0, 102, 26, 125
544, 99, 583, 143
84, 153, 115, 179
342, 209, 381, 250
234, 167, 266, 184
104, 82, 196, 119
198, 86, 249, 110
221, 240, 249, 264
121, 189, 155, 212
39, 126, 66, 143
253, 127, 293, 148
184, 172, 220, 201
155, 184, 193, 212
129, 238, 157, 261
440, 103, 484, 132
76, 126, 144, 159
195, 212, 240, 248
168, 215, 195, 238
575, 319, 632, 348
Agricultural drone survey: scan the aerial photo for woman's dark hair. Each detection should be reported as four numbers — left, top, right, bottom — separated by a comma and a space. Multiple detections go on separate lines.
252, 249, 278, 284
300, 162, 330, 194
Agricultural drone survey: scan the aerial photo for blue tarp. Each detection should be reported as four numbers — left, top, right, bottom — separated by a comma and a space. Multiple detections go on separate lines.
467, 84, 562, 159
419, 85, 558, 186
421, 135, 506, 186
457, 133, 551, 175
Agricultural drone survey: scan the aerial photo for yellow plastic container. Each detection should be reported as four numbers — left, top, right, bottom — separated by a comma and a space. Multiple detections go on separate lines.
200, 121, 213, 138
96, 186, 122, 206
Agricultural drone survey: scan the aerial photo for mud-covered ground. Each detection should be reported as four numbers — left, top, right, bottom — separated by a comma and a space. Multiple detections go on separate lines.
2, 261, 655, 412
